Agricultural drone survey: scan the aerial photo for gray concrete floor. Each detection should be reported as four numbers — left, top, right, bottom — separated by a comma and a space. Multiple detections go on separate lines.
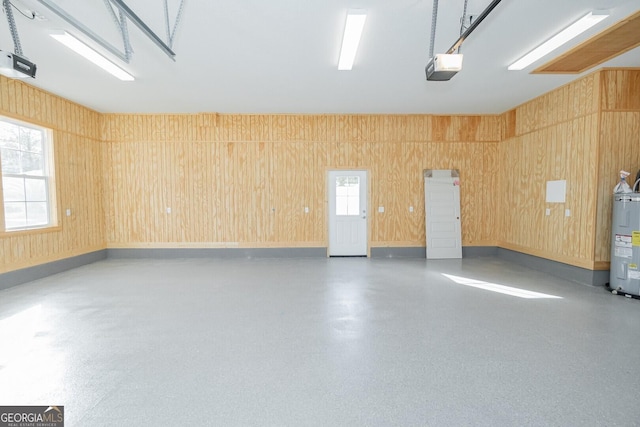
0, 257, 639, 426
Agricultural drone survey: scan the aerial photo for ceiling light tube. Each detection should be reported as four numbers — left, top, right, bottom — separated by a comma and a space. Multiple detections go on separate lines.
50, 31, 134, 81
338, 11, 367, 70
508, 11, 609, 71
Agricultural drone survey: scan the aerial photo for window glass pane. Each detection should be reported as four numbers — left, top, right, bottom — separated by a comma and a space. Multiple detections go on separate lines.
335, 175, 360, 216
4, 201, 26, 229
22, 128, 43, 153
1, 116, 54, 231
21, 152, 43, 175
337, 176, 358, 187
2, 176, 25, 201
25, 178, 47, 201
347, 196, 359, 215
336, 196, 348, 216
26, 202, 48, 226
0, 122, 19, 149
1, 148, 21, 174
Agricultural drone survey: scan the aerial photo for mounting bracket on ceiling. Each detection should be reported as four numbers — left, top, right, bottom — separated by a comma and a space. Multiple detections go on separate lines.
445, 0, 502, 55
1, 0, 37, 78
426, 0, 503, 81
108, 0, 176, 61
34, 0, 183, 62
103, 0, 133, 61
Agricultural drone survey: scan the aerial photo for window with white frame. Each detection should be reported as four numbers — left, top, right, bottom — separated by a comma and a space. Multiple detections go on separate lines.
335, 176, 360, 216
0, 116, 56, 231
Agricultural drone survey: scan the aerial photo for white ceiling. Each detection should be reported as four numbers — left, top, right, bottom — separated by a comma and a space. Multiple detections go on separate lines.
2, 0, 639, 114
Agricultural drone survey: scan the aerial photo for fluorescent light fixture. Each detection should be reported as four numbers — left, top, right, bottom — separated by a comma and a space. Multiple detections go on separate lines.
442, 274, 562, 299
50, 31, 134, 81
508, 11, 609, 71
338, 11, 367, 70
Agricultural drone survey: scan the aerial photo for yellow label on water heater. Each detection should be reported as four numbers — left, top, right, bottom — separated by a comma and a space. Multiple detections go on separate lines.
633, 231, 640, 246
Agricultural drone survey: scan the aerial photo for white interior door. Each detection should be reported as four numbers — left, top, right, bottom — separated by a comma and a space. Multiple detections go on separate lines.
425, 171, 462, 259
328, 170, 368, 256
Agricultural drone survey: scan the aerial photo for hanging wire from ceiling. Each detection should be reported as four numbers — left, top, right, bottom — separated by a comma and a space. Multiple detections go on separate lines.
2, 0, 23, 55
8, 1, 35, 20
429, 0, 502, 57
446, 0, 502, 54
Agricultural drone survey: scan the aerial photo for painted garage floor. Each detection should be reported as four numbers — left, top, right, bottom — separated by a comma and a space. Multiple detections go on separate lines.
0, 257, 639, 426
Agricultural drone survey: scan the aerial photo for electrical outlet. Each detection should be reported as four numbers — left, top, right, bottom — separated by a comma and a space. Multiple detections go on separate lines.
166, 207, 171, 214
304, 207, 309, 213
378, 206, 384, 213
565, 209, 571, 217
545, 208, 550, 216
409, 206, 414, 213
66, 208, 71, 217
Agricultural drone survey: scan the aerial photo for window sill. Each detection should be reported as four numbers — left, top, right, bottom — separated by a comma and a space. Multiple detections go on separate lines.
0, 225, 62, 237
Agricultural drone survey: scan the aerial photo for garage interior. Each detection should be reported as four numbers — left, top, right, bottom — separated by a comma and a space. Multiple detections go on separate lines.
1, 0, 639, 425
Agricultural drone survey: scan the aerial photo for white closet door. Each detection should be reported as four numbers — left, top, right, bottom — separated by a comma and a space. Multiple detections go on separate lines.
425, 170, 462, 259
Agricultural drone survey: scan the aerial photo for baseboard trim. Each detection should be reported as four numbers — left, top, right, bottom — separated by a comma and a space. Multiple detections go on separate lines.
370, 246, 498, 258
371, 247, 425, 258
0, 246, 610, 290
107, 247, 327, 259
463, 246, 499, 257
110, 246, 500, 260
496, 248, 609, 287
0, 249, 107, 291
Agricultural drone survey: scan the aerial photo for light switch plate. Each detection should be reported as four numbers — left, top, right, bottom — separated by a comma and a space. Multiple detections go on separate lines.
378, 206, 384, 213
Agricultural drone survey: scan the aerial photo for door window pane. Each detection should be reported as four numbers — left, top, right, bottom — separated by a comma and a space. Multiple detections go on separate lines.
336, 176, 360, 216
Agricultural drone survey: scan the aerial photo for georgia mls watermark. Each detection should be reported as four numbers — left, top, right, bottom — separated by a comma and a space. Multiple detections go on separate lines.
0, 406, 64, 427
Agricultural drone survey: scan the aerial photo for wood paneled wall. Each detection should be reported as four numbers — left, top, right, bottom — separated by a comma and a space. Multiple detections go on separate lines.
0, 76, 105, 274
3, 68, 637, 274
595, 69, 640, 264
102, 114, 501, 248
498, 70, 640, 270
498, 74, 602, 269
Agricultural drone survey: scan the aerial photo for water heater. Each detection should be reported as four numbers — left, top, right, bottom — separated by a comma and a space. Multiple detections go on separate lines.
610, 194, 640, 296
